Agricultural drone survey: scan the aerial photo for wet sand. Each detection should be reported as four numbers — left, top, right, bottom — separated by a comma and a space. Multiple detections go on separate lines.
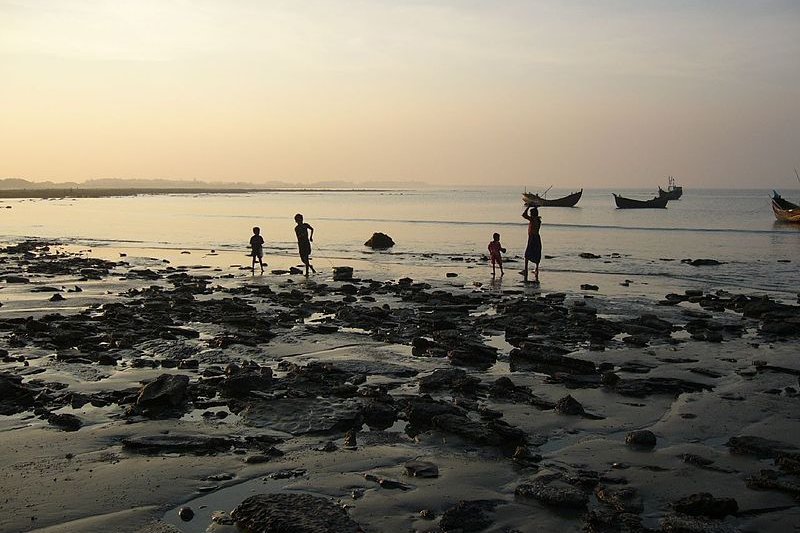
1, 240, 799, 533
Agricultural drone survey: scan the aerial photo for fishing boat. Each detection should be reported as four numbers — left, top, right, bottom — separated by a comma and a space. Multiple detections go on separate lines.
522, 189, 582, 207
613, 193, 669, 209
771, 191, 800, 223
658, 176, 683, 200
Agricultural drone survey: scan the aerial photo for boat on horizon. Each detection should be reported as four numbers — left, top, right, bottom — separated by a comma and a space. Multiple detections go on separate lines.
522, 189, 582, 207
771, 190, 800, 223
658, 176, 683, 200
613, 193, 669, 209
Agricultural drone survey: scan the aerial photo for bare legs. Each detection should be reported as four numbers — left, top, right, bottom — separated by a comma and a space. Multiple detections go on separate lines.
523, 259, 539, 283
302, 256, 316, 276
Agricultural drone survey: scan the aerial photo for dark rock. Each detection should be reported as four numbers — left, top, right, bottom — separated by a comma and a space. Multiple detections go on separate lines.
420, 509, 436, 520
411, 336, 433, 355
0, 372, 37, 415
625, 430, 657, 449
132, 374, 190, 417
595, 485, 644, 514
240, 397, 363, 435
178, 507, 194, 521
267, 469, 307, 480
361, 399, 397, 430
244, 455, 271, 464
364, 232, 395, 249
606, 375, 712, 398
419, 368, 480, 392
122, 434, 234, 454
581, 284, 599, 291
446, 272, 458, 278
231, 493, 363, 533
402, 396, 464, 432
516, 475, 588, 509
584, 508, 645, 533
745, 469, 800, 496
431, 414, 497, 444
660, 513, 736, 533
682, 258, 723, 266
332, 266, 354, 281
510, 344, 596, 376
343, 429, 357, 448
447, 343, 497, 369
222, 365, 272, 397
726, 435, 799, 459
580, 253, 601, 259
489, 377, 555, 410
49, 293, 65, 302
439, 500, 497, 532
3, 275, 30, 283
512, 445, 542, 465
672, 492, 738, 518
554, 394, 585, 416
404, 460, 439, 478
47, 413, 82, 432
30, 286, 62, 292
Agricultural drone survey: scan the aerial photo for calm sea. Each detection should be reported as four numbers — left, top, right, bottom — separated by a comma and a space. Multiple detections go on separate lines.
2, 187, 799, 298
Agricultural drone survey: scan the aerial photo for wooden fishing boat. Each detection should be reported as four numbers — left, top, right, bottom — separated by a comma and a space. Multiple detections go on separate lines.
658, 176, 683, 200
522, 189, 582, 207
613, 193, 669, 209
771, 191, 800, 223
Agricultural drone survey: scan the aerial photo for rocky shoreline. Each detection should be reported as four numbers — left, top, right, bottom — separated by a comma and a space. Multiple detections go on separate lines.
1, 240, 799, 532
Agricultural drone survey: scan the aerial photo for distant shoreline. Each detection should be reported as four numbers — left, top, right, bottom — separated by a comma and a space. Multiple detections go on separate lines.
0, 187, 408, 199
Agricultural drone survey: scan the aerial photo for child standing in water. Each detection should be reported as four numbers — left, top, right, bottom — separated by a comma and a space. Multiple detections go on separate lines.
522, 206, 542, 283
249, 226, 265, 274
294, 213, 316, 275
487, 232, 507, 277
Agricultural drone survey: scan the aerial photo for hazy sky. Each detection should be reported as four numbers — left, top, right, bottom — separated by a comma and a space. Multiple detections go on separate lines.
1, 0, 799, 187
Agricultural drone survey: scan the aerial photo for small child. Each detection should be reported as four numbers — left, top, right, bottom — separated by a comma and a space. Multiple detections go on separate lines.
488, 232, 507, 277
249, 226, 265, 273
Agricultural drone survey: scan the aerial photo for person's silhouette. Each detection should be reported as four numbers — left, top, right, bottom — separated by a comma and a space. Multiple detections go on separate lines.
249, 226, 265, 274
294, 214, 315, 275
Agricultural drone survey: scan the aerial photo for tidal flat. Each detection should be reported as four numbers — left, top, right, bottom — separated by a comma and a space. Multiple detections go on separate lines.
1, 241, 799, 533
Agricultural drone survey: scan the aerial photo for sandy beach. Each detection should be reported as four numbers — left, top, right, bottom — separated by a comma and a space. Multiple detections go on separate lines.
1, 240, 799, 533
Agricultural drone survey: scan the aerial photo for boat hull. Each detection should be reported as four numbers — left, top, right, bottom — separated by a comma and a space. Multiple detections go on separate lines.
613, 194, 669, 209
522, 189, 582, 207
772, 192, 800, 223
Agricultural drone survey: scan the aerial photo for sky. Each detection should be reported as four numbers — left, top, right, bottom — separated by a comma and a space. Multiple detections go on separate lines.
1, 0, 799, 188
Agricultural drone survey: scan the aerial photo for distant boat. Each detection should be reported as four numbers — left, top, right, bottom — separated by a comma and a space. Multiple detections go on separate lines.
522, 189, 582, 207
613, 193, 669, 209
658, 176, 683, 200
771, 191, 800, 223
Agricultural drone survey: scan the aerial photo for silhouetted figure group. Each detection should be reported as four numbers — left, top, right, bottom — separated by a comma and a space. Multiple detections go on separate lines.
249, 214, 316, 275
486, 206, 542, 282
249, 207, 542, 282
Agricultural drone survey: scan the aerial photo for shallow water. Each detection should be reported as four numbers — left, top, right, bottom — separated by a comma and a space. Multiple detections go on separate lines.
2, 187, 798, 296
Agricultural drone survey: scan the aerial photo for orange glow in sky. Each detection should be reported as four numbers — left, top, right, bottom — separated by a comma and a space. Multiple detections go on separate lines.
1, 1, 799, 187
